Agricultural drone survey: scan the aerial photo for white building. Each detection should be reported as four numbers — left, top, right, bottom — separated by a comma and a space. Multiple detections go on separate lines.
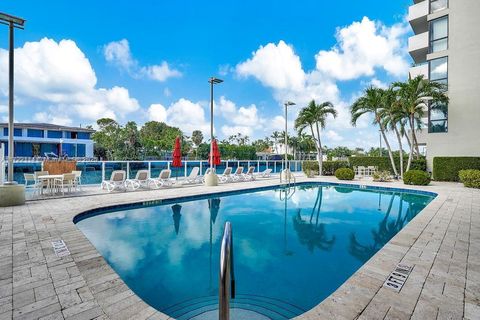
408, 0, 480, 169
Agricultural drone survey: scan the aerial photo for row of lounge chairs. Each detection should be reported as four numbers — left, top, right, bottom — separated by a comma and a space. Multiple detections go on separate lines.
101, 166, 273, 192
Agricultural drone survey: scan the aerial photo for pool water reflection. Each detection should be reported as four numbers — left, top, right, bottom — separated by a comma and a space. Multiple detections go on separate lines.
75, 184, 434, 319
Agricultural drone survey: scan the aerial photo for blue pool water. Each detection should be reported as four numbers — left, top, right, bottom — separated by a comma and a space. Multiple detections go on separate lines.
75, 183, 435, 319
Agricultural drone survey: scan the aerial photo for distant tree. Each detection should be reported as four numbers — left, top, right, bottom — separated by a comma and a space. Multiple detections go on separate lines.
191, 130, 204, 159
91, 118, 121, 160
139, 121, 182, 158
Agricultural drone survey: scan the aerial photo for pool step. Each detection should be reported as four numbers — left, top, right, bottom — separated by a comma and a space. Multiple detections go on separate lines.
162, 294, 306, 320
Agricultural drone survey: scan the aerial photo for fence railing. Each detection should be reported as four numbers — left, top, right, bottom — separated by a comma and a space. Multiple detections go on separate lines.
4, 160, 303, 185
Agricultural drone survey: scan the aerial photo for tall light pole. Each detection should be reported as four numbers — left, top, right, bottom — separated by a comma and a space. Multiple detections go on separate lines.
0, 13, 25, 184
283, 101, 295, 181
208, 77, 223, 170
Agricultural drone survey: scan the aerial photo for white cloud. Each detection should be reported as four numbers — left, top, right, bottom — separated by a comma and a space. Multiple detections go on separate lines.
33, 112, 73, 126
103, 39, 181, 82
315, 17, 410, 80
147, 98, 209, 135
234, 16, 410, 148
236, 41, 306, 91
0, 38, 139, 124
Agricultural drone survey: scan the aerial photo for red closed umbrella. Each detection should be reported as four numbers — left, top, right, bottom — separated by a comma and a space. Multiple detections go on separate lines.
208, 139, 221, 166
172, 136, 183, 179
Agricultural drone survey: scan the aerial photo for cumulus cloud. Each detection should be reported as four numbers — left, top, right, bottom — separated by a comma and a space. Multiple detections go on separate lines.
315, 17, 410, 80
103, 39, 181, 82
234, 16, 409, 148
0, 38, 139, 124
147, 98, 209, 134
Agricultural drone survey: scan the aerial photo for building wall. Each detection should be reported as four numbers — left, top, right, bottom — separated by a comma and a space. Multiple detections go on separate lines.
422, 1, 480, 169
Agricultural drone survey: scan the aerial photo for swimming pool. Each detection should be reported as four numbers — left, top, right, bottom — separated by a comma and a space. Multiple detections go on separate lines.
74, 183, 435, 320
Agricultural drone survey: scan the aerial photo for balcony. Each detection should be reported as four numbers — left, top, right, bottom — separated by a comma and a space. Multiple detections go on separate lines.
408, 32, 429, 64
409, 63, 429, 80
408, 0, 429, 34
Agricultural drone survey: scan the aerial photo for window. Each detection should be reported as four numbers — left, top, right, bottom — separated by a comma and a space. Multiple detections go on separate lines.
430, 0, 448, 13
3, 128, 23, 136
77, 132, 91, 140
47, 130, 62, 138
27, 129, 44, 138
430, 17, 448, 53
429, 57, 448, 86
429, 102, 448, 133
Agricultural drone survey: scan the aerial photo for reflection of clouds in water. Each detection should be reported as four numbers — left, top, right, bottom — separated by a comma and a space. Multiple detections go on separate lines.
237, 238, 274, 271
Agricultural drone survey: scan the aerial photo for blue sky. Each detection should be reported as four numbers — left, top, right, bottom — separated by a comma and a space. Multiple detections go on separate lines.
0, 0, 412, 149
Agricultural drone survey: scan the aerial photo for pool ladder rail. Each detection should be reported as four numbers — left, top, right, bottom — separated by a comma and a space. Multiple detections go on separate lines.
219, 221, 235, 320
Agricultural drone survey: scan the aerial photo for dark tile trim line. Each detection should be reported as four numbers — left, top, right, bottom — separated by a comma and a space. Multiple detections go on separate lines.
73, 182, 437, 224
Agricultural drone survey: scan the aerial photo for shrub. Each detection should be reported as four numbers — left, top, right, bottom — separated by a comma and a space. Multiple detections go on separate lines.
403, 170, 431, 186
459, 169, 480, 188
372, 170, 392, 182
302, 160, 350, 176
348, 156, 427, 174
335, 168, 355, 180
433, 157, 480, 181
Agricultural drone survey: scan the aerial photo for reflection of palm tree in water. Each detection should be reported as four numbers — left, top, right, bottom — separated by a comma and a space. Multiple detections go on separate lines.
293, 187, 335, 252
349, 193, 413, 262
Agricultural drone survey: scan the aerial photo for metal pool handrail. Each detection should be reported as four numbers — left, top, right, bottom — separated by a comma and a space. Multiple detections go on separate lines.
219, 221, 235, 320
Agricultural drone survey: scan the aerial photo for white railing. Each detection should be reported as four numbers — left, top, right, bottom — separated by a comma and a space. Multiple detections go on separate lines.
7, 159, 303, 185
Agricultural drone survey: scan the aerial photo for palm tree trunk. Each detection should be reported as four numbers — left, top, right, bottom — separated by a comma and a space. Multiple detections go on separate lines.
406, 114, 415, 171
310, 124, 322, 175
315, 123, 323, 176
393, 125, 404, 177
379, 122, 398, 177
413, 132, 420, 159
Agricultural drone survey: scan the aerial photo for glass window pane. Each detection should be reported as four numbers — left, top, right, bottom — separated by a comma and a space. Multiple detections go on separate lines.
429, 120, 448, 133
430, 0, 448, 13
431, 17, 448, 41
431, 39, 448, 52
430, 103, 448, 120
430, 57, 448, 81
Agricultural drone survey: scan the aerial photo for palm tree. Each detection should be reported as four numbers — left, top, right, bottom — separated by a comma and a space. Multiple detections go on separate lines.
381, 88, 405, 176
295, 100, 337, 175
351, 87, 398, 177
393, 75, 448, 170
271, 131, 281, 154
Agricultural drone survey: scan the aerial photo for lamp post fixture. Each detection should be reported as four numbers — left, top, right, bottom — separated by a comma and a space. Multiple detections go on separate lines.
283, 101, 296, 181
0, 12, 25, 184
208, 77, 223, 170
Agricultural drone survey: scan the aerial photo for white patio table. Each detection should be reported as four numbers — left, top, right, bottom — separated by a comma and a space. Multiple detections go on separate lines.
37, 174, 64, 195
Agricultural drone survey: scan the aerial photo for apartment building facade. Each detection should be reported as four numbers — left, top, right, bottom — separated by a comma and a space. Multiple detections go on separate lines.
0, 123, 95, 158
408, 0, 480, 169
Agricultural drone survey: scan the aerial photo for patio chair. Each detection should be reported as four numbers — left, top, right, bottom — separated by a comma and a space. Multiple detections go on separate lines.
24, 173, 36, 187
54, 173, 77, 195
101, 170, 126, 192
147, 169, 172, 188
183, 167, 200, 184
34, 171, 50, 195
72, 170, 83, 190
125, 170, 150, 190
242, 166, 256, 181
232, 167, 244, 182
218, 167, 233, 183
255, 168, 272, 178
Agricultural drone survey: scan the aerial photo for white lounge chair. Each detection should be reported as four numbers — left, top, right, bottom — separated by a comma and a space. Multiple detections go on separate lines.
125, 170, 150, 190
183, 167, 200, 184
242, 166, 256, 181
256, 168, 272, 178
101, 170, 126, 192
148, 169, 172, 188
219, 167, 233, 183
232, 167, 244, 182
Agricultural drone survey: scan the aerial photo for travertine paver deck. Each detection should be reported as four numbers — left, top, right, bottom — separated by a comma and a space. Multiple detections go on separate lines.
0, 175, 478, 320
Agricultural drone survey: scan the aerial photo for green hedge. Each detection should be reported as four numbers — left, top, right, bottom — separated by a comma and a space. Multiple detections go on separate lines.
335, 168, 355, 180
302, 160, 350, 176
433, 157, 480, 181
348, 156, 427, 173
459, 169, 480, 188
403, 170, 431, 186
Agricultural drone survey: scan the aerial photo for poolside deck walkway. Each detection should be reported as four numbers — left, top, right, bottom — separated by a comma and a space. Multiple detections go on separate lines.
0, 176, 478, 320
